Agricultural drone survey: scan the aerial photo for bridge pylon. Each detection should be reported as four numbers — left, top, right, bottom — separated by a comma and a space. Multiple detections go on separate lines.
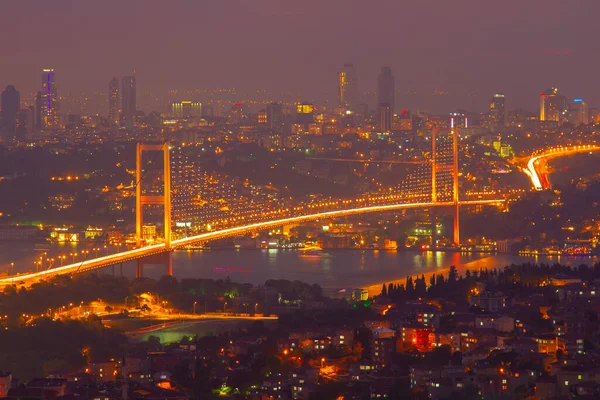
135, 142, 173, 276
431, 127, 460, 247
452, 127, 459, 246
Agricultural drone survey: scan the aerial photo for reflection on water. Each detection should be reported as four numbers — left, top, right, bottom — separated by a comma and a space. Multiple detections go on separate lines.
0, 243, 596, 294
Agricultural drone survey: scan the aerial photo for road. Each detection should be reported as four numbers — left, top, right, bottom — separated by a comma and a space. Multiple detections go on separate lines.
523, 145, 600, 190
0, 199, 503, 286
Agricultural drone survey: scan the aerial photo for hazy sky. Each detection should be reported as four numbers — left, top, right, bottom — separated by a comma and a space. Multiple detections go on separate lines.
1, 0, 599, 113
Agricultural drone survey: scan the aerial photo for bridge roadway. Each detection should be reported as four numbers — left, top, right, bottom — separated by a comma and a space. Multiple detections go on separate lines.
522, 145, 600, 190
0, 199, 502, 286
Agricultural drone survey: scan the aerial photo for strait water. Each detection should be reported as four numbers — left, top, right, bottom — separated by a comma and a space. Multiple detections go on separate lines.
0, 243, 595, 297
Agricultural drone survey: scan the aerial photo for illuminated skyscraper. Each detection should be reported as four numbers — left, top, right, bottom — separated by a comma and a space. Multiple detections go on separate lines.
377, 67, 395, 112
171, 101, 201, 118
108, 76, 120, 126
569, 98, 589, 125
338, 63, 358, 111
121, 76, 136, 129
488, 93, 505, 129
540, 88, 567, 123
40, 69, 59, 129
1, 85, 20, 139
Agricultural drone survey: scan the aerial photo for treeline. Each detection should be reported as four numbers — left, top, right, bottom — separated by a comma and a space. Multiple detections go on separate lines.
0, 274, 327, 323
0, 317, 126, 380
380, 262, 600, 305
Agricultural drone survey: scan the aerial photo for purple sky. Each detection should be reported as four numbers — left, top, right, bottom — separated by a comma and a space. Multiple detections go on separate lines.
1, 0, 599, 114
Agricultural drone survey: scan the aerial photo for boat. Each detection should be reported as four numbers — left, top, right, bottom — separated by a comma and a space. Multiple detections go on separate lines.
298, 246, 331, 258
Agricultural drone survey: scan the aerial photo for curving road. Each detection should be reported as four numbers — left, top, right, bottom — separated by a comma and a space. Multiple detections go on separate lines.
0, 199, 503, 286
523, 145, 600, 190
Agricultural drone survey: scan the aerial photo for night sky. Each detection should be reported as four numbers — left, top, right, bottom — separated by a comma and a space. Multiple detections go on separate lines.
1, 0, 599, 113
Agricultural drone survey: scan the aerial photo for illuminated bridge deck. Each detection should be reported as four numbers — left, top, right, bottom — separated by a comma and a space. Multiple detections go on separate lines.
0, 199, 503, 286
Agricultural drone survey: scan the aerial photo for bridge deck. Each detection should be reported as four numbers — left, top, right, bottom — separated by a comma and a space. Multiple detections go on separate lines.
0, 199, 503, 286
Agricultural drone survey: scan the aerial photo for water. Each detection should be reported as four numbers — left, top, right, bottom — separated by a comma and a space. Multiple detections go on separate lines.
0, 243, 595, 295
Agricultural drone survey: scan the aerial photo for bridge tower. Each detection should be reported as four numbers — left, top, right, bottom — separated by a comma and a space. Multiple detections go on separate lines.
452, 127, 459, 246
430, 128, 460, 247
135, 143, 172, 277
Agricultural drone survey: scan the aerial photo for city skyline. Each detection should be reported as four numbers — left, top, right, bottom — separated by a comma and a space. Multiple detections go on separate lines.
1, 0, 599, 114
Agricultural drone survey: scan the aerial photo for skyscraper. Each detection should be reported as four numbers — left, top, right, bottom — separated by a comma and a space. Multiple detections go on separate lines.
377, 67, 395, 112
1, 85, 20, 139
266, 102, 283, 131
488, 93, 505, 129
570, 98, 589, 125
379, 104, 392, 134
40, 69, 59, 129
121, 76, 136, 129
338, 63, 358, 111
108, 76, 120, 126
540, 88, 567, 123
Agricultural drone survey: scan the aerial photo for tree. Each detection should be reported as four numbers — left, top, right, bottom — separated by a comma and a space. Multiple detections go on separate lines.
415, 276, 426, 297
381, 283, 388, 297
448, 266, 458, 284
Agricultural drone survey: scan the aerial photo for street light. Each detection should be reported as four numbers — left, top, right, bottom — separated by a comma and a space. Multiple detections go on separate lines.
321, 358, 325, 368
193, 301, 197, 315
9, 262, 14, 274
254, 303, 259, 315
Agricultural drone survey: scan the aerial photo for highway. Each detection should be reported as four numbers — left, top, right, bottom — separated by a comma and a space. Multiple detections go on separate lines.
0, 199, 503, 286
523, 145, 600, 190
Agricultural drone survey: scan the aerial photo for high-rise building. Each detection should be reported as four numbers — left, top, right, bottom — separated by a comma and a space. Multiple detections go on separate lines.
228, 103, 245, 125
377, 67, 395, 112
16, 107, 35, 140
296, 102, 314, 126
34, 91, 43, 131
338, 63, 358, 111
171, 101, 201, 118
108, 77, 120, 126
540, 88, 567, 123
1, 85, 20, 139
488, 93, 505, 129
379, 103, 392, 134
121, 76, 136, 129
266, 102, 283, 131
569, 98, 589, 125
40, 69, 59, 129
